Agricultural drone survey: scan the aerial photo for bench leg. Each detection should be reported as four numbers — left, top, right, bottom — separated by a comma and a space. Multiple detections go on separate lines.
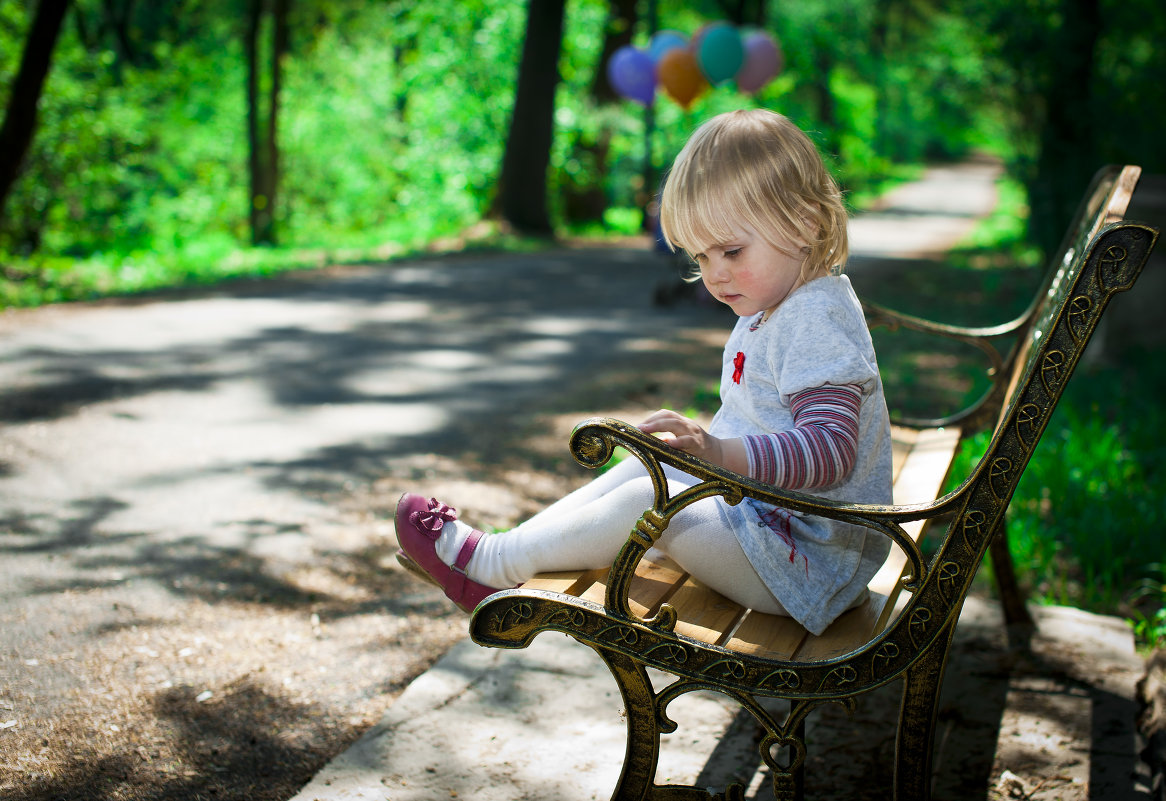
893, 610, 960, 801
594, 645, 747, 801
593, 647, 660, 801
988, 517, 1034, 630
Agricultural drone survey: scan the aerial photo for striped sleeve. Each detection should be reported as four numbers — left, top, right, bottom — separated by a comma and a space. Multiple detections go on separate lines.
743, 384, 862, 490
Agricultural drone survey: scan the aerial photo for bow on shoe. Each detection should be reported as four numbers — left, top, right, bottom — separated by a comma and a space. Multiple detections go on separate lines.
411, 498, 458, 538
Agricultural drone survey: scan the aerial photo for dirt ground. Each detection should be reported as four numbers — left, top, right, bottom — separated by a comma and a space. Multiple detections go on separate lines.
3, 269, 1152, 800
0, 365, 710, 801
0, 252, 735, 800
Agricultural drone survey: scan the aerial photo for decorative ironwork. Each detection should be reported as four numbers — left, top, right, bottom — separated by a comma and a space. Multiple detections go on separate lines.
988, 457, 1013, 500
705, 658, 747, 681
819, 665, 858, 691
961, 509, 987, 550
1098, 244, 1128, 289
937, 561, 961, 602
1015, 403, 1042, 449
761, 668, 801, 690
908, 607, 932, 648
645, 642, 689, 664
873, 642, 900, 675
1067, 296, 1093, 343
1040, 350, 1066, 395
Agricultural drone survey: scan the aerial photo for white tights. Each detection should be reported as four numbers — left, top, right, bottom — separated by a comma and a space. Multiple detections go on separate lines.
437, 457, 789, 616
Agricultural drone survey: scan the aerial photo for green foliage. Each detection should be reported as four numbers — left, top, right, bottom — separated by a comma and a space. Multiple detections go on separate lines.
1, 0, 1034, 306
1, 0, 1161, 642
1129, 565, 1166, 649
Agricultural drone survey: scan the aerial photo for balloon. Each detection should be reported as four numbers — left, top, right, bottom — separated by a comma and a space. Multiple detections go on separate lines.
648, 30, 687, 63
607, 45, 656, 106
690, 23, 714, 55
735, 31, 783, 93
656, 47, 707, 109
696, 22, 744, 85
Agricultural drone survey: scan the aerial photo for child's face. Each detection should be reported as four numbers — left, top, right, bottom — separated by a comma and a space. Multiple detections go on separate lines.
690, 224, 808, 319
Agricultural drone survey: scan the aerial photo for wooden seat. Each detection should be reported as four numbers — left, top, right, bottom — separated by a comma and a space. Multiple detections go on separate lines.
521, 424, 962, 661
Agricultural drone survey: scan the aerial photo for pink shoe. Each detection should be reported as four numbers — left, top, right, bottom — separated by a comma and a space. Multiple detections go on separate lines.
394, 493, 506, 612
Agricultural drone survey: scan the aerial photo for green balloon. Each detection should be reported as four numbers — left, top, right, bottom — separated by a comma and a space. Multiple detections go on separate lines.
697, 23, 744, 85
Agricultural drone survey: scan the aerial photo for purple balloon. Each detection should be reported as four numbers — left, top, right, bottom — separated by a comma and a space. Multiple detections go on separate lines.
736, 31, 783, 93
607, 46, 656, 106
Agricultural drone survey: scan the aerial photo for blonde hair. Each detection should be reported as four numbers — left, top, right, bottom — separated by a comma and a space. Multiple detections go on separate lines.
659, 109, 848, 281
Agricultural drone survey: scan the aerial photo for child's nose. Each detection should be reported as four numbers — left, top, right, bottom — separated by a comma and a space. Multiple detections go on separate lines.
707, 258, 731, 282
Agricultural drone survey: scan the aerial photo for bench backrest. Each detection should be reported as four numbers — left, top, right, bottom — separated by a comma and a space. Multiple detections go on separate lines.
882, 167, 1157, 655
990, 165, 1142, 436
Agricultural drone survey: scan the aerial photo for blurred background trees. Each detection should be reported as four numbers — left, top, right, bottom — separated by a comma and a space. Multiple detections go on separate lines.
1, 0, 1164, 300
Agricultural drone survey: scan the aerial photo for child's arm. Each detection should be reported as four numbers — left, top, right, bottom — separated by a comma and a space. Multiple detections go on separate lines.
637, 383, 861, 490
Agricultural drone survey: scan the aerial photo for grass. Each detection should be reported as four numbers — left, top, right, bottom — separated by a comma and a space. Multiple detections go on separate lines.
0, 221, 547, 309
8, 166, 1162, 647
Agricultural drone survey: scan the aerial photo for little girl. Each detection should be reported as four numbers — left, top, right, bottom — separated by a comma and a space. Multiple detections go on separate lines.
395, 109, 893, 636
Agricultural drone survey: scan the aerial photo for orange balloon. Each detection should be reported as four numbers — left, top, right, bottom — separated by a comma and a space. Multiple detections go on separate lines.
656, 47, 707, 109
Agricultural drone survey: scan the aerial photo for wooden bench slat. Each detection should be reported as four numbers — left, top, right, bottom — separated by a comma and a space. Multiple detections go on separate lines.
867, 425, 964, 633
556, 550, 689, 619
889, 425, 917, 480
1104, 164, 1142, 226
719, 425, 962, 661
624, 553, 689, 619
793, 597, 886, 661
521, 425, 964, 661
664, 577, 748, 647
522, 569, 605, 596
724, 608, 809, 658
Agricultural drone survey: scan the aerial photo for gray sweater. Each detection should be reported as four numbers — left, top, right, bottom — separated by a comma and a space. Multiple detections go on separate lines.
708, 274, 894, 635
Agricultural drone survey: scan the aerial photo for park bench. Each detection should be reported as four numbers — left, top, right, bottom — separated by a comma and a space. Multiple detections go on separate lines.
468, 165, 1158, 800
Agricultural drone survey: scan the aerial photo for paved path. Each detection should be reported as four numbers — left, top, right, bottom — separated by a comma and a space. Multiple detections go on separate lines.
0, 246, 733, 798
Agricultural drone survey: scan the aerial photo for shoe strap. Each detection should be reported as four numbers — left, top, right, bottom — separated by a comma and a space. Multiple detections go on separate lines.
445, 528, 483, 604
452, 528, 484, 575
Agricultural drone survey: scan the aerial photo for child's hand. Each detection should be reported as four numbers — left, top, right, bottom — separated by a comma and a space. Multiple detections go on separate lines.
638, 409, 714, 456
637, 410, 747, 473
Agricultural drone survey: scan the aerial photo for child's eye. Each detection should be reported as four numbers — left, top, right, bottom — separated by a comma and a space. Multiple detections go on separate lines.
724, 248, 742, 258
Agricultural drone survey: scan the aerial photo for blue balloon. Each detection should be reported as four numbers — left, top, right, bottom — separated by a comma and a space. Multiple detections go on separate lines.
648, 30, 688, 63
607, 46, 656, 106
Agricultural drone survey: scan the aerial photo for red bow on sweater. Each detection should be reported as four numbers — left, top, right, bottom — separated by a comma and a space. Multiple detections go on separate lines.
732, 351, 745, 384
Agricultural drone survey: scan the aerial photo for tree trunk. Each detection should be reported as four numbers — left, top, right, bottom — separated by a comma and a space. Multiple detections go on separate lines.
715, 0, 767, 26
496, 0, 566, 235
0, 0, 73, 227
1028, 0, 1101, 256
589, 0, 637, 104
245, 0, 290, 247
